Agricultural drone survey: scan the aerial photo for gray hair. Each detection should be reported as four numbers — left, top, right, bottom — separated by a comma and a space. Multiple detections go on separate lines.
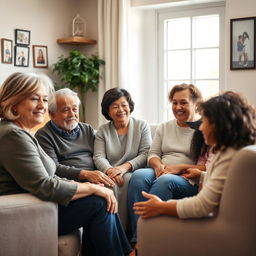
0, 72, 54, 120
48, 88, 80, 114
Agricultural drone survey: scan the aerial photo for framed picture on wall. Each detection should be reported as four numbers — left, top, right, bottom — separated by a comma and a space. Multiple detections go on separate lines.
1, 38, 13, 64
14, 45, 29, 67
15, 29, 30, 46
32, 45, 48, 68
230, 17, 256, 70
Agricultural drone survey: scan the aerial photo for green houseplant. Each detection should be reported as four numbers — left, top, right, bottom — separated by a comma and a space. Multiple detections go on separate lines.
52, 49, 105, 122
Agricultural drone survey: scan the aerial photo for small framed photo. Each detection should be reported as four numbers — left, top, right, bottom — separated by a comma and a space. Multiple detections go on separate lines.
32, 45, 48, 68
15, 29, 30, 45
1, 39, 13, 64
14, 45, 29, 67
230, 17, 256, 70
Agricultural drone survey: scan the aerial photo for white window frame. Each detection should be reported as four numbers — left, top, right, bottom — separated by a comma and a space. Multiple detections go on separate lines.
157, 3, 225, 122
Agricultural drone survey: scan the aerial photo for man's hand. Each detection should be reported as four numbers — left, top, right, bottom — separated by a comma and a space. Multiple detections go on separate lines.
133, 191, 163, 218
80, 170, 115, 187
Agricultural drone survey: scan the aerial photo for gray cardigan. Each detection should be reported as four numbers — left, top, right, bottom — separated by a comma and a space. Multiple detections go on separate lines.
0, 121, 78, 206
93, 117, 152, 172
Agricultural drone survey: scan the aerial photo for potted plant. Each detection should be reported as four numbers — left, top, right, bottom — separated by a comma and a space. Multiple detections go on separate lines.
52, 49, 105, 122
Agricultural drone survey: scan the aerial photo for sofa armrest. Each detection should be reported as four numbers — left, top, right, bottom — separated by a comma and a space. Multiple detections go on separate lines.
0, 193, 58, 256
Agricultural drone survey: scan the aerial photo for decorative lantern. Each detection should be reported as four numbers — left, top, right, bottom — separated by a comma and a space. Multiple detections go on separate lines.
72, 14, 86, 37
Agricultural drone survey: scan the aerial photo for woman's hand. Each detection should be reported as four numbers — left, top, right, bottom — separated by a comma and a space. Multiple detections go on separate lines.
107, 168, 124, 186
181, 168, 202, 180
106, 162, 131, 186
162, 165, 184, 175
92, 184, 118, 213
154, 164, 165, 177
133, 191, 163, 218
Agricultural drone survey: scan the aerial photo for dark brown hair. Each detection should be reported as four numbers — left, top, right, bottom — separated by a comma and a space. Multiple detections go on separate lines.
101, 88, 134, 120
199, 91, 256, 152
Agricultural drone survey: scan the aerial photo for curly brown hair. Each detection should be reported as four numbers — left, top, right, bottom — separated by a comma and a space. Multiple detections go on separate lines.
199, 91, 256, 152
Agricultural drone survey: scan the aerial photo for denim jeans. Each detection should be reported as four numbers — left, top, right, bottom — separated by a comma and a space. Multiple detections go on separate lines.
58, 195, 132, 256
127, 168, 198, 242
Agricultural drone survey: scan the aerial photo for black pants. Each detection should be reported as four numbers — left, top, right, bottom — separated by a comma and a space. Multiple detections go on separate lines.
58, 195, 132, 256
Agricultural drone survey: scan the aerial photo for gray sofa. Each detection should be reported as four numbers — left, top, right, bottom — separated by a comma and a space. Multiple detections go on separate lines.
0, 124, 166, 256
137, 145, 256, 256
0, 193, 81, 256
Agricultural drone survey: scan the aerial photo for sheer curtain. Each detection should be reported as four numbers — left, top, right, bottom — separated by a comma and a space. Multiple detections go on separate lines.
97, 0, 130, 126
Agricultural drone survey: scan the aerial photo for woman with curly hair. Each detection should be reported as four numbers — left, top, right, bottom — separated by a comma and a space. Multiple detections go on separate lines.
134, 91, 256, 219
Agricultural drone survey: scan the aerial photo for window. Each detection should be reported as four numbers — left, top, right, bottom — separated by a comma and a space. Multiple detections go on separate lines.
158, 5, 225, 121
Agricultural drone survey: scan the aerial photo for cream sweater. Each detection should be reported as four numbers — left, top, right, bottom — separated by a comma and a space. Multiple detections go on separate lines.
176, 147, 237, 218
148, 120, 195, 165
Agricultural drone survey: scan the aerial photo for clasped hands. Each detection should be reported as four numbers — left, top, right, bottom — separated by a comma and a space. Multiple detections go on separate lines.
106, 162, 131, 186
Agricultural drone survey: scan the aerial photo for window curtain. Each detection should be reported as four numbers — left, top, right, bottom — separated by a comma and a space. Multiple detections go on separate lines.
97, 0, 130, 126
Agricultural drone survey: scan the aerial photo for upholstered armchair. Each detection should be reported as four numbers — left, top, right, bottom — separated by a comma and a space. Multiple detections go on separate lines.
138, 145, 256, 256
0, 193, 81, 256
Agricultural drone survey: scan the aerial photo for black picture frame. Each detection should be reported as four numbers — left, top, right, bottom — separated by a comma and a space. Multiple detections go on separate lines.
1, 38, 13, 64
14, 45, 29, 67
15, 29, 30, 46
230, 17, 256, 70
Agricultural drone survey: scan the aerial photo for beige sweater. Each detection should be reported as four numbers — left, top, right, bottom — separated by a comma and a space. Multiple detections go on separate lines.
176, 147, 237, 218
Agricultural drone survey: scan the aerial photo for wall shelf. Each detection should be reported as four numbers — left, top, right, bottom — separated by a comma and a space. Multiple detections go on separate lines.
57, 36, 97, 45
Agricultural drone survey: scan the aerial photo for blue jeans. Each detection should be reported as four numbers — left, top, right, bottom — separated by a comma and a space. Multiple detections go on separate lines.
127, 168, 198, 242
58, 195, 132, 256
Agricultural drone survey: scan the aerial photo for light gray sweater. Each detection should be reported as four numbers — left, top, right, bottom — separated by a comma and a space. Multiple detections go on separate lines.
0, 121, 78, 206
93, 117, 152, 172
148, 119, 195, 165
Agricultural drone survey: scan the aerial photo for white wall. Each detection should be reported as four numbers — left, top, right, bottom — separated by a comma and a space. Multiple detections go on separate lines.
77, 0, 99, 128
0, 0, 76, 83
127, 8, 159, 123
0, 0, 100, 128
225, 0, 256, 105
130, 0, 256, 125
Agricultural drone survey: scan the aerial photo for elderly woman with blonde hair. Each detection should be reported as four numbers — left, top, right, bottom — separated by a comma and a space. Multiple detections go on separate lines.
0, 72, 131, 256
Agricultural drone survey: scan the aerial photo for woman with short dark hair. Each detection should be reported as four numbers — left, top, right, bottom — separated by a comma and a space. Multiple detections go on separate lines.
101, 88, 135, 120
93, 87, 152, 229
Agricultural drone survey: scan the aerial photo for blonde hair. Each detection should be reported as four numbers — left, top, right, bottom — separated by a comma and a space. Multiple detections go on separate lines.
0, 72, 54, 120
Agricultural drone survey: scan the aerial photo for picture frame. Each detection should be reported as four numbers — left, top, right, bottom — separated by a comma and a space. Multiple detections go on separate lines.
230, 17, 256, 70
1, 38, 13, 64
14, 45, 29, 67
15, 29, 30, 45
32, 45, 48, 68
